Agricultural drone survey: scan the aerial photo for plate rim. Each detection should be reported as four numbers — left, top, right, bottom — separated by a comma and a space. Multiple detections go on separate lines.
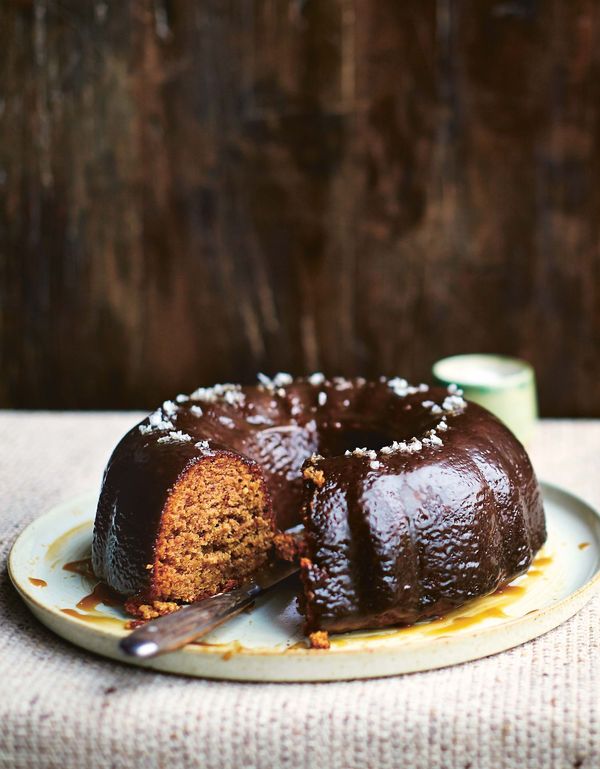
8, 481, 600, 672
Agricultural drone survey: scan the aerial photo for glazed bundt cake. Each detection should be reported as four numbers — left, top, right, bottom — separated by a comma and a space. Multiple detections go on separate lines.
92, 375, 546, 640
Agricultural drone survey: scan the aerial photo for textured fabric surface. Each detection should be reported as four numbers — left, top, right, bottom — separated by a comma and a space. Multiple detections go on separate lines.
0, 412, 598, 769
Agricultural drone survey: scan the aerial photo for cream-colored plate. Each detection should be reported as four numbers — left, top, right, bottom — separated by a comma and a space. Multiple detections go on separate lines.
8, 482, 600, 681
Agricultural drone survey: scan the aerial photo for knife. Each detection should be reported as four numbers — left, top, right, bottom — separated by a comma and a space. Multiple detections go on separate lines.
119, 558, 299, 658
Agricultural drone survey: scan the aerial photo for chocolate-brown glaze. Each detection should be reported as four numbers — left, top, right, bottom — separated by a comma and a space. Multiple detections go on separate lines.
92, 377, 546, 631
93, 379, 318, 597
300, 393, 546, 633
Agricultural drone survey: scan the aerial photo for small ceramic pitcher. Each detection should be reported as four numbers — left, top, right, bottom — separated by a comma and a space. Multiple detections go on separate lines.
432, 354, 538, 447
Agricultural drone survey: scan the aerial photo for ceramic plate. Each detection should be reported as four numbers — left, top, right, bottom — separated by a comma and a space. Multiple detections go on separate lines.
8, 482, 600, 681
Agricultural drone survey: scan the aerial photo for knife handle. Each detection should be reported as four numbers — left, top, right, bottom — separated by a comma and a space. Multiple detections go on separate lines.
119, 583, 260, 659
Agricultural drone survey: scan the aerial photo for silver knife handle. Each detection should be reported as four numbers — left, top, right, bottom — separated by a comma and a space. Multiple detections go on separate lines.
120, 583, 259, 658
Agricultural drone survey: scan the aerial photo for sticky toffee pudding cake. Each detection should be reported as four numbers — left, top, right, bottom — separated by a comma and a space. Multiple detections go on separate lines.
92, 375, 546, 646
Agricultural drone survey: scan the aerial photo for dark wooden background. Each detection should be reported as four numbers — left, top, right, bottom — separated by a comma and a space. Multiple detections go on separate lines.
1, 0, 599, 414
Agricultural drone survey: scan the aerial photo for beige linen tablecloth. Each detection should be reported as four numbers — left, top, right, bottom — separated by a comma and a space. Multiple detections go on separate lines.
0, 413, 598, 769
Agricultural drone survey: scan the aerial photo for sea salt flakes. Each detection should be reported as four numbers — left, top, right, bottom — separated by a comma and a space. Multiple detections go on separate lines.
423, 428, 444, 447
175, 394, 190, 403
149, 410, 172, 428
190, 383, 246, 407
275, 372, 293, 387
157, 430, 192, 444
246, 414, 272, 426
223, 388, 246, 406
257, 372, 293, 390
162, 400, 178, 416
388, 376, 408, 390
442, 394, 466, 414
333, 377, 352, 391
420, 401, 444, 415
387, 378, 429, 398
380, 436, 424, 454
139, 409, 175, 434
422, 392, 465, 417
387, 377, 422, 397
194, 440, 213, 454
350, 448, 378, 459
318, 391, 327, 406
380, 441, 408, 455
257, 373, 271, 388
308, 372, 326, 386
218, 415, 235, 429
190, 405, 204, 417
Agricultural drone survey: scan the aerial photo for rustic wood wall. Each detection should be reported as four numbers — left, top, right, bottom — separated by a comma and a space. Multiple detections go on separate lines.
1, 0, 599, 414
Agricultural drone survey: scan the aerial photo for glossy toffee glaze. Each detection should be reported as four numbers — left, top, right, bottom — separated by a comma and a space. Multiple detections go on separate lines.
92, 375, 546, 633
301, 385, 545, 633
76, 582, 122, 612
321, 550, 552, 648
63, 557, 95, 578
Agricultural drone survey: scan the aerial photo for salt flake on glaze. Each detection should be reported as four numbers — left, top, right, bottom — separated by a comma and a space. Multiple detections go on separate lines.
162, 400, 178, 416
350, 447, 377, 460
257, 372, 293, 391
190, 383, 246, 408
447, 383, 464, 396
194, 440, 214, 455
139, 409, 175, 434
157, 431, 192, 444
442, 394, 466, 414
246, 414, 273, 426
332, 377, 352, 391
387, 377, 420, 397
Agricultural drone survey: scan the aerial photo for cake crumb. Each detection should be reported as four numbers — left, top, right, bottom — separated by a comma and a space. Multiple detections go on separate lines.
309, 630, 330, 650
124, 599, 181, 620
273, 531, 305, 561
303, 466, 325, 487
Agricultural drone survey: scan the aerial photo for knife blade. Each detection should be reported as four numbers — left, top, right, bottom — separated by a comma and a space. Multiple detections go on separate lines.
119, 558, 299, 659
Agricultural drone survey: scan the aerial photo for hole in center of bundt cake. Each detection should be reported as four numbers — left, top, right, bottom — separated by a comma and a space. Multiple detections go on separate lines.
151, 456, 274, 603
319, 425, 393, 456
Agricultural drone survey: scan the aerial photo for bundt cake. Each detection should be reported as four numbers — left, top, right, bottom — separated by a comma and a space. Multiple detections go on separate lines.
92, 374, 546, 643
